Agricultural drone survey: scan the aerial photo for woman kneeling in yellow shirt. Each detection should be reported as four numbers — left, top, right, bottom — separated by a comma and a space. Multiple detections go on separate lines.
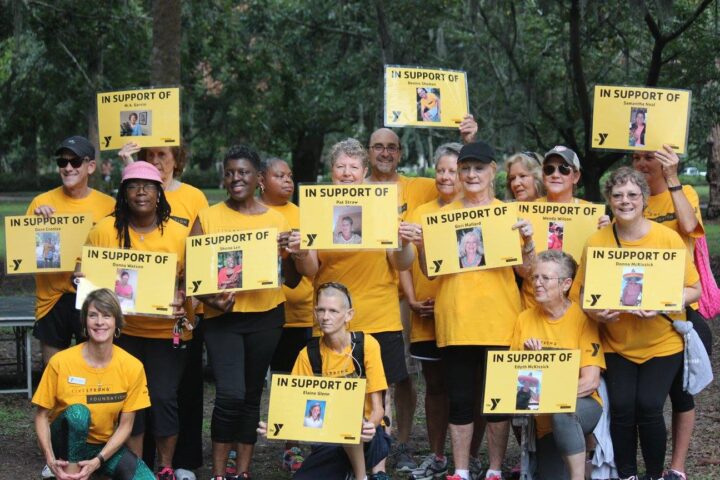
33, 289, 153, 480
511, 250, 604, 480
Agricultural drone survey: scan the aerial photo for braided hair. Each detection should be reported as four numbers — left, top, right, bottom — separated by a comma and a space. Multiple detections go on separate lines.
113, 180, 171, 248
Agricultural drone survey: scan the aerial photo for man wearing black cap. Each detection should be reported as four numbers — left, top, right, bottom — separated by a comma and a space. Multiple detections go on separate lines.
27, 136, 115, 365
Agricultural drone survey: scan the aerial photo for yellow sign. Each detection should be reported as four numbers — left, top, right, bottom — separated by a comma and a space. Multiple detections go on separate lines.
591, 85, 691, 153
517, 202, 604, 262
97, 87, 181, 151
76, 246, 178, 316
582, 247, 686, 312
384, 65, 469, 129
4, 214, 92, 274
266, 374, 367, 444
482, 349, 580, 414
421, 203, 522, 276
185, 228, 279, 296
299, 184, 399, 250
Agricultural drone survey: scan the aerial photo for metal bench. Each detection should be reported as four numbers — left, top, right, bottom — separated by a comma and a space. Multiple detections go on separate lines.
0, 296, 35, 399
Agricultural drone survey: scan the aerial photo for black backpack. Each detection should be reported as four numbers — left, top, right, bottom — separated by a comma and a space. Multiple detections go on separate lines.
306, 331, 366, 378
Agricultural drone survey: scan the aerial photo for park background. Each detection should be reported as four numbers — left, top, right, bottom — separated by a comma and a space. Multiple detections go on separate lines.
1, 0, 719, 478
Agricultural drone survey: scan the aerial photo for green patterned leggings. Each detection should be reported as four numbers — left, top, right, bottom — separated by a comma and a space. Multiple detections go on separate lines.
51, 404, 155, 479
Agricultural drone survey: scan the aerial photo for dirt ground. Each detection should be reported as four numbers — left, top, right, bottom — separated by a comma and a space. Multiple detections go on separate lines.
1, 321, 719, 479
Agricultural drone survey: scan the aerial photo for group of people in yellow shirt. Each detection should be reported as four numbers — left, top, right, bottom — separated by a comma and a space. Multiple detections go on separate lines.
27, 120, 710, 480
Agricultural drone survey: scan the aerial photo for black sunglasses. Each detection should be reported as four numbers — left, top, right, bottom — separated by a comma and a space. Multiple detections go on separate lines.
316, 281, 353, 308
542, 163, 573, 176
55, 157, 86, 169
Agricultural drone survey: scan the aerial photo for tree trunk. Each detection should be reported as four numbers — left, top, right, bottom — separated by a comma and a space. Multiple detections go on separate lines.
706, 124, 720, 219
291, 129, 325, 200
151, 0, 182, 86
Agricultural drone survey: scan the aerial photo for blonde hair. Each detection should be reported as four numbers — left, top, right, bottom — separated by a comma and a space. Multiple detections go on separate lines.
504, 152, 544, 200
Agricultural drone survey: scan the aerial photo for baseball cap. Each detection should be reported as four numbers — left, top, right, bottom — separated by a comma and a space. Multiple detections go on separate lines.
458, 141, 496, 164
543, 145, 581, 170
121, 161, 163, 184
55, 136, 95, 159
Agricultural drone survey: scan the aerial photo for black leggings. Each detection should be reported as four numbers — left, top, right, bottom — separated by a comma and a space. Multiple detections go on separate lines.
203, 308, 283, 443
669, 308, 713, 413
605, 352, 682, 478
441, 345, 508, 425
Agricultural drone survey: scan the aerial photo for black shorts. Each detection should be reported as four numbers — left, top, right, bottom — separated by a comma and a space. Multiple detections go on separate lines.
410, 340, 442, 361
32, 293, 82, 349
271, 327, 312, 373
370, 330, 409, 385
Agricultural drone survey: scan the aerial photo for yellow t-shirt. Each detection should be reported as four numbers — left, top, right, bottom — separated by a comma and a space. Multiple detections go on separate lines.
27, 187, 115, 320
198, 202, 289, 317
165, 182, 209, 234
433, 199, 522, 347
267, 202, 314, 328
397, 175, 437, 221
292, 334, 388, 419
510, 302, 605, 438
644, 185, 704, 257
315, 250, 401, 333
420, 93, 439, 112
520, 197, 591, 310
575, 222, 700, 363
407, 199, 444, 342
85, 216, 188, 339
32, 344, 150, 444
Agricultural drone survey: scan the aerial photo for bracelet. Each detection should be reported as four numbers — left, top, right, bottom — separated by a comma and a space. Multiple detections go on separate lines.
523, 242, 535, 254
668, 184, 683, 192
96, 452, 106, 466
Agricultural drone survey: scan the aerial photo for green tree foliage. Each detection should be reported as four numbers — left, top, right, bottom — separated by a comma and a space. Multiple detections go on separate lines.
0, 0, 717, 198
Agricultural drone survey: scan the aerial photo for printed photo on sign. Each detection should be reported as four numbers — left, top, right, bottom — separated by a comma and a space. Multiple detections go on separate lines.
456, 227, 485, 269
619, 267, 644, 307
516, 370, 542, 411
417, 87, 440, 122
35, 232, 60, 269
217, 250, 243, 290
115, 268, 138, 312
628, 108, 647, 147
120, 110, 152, 137
547, 221, 564, 250
303, 400, 326, 429
333, 206, 363, 245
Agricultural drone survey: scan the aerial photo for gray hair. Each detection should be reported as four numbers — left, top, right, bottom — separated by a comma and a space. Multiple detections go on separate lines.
603, 166, 650, 208
458, 228, 484, 258
328, 138, 368, 169
433, 142, 463, 166
535, 249, 578, 282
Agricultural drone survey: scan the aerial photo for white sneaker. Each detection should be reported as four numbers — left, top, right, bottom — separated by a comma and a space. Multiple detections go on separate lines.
175, 468, 197, 480
41, 464, 55, 478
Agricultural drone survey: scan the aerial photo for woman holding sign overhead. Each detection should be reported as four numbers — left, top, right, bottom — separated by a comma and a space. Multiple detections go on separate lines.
576, 167, 701, 480
511, 250, 604, 480
80, 162, 189, 480
414, 141, 534, 480
190, 145, 310, 480
632, 145, 709, 480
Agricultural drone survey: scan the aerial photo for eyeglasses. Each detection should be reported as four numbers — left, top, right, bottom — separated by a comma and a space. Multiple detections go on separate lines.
316, 281, 353, 308
370, 144, 400, 155
521, 151, 542, 165
530, 274, 566, 285
55, 157, 85, 169
542, 164, 574, 176
610, 192, 642, 202
125, 182, 159, 193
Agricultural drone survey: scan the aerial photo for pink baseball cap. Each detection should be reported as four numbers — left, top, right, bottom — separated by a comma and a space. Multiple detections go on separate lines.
121, 161, 163, 184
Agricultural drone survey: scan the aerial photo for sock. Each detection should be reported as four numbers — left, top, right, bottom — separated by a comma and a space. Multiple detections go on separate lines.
454, 469, 470, 479
485, 469, 502, 478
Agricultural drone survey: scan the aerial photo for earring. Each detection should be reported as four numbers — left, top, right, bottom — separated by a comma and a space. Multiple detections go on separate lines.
114, 328, 121, 338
